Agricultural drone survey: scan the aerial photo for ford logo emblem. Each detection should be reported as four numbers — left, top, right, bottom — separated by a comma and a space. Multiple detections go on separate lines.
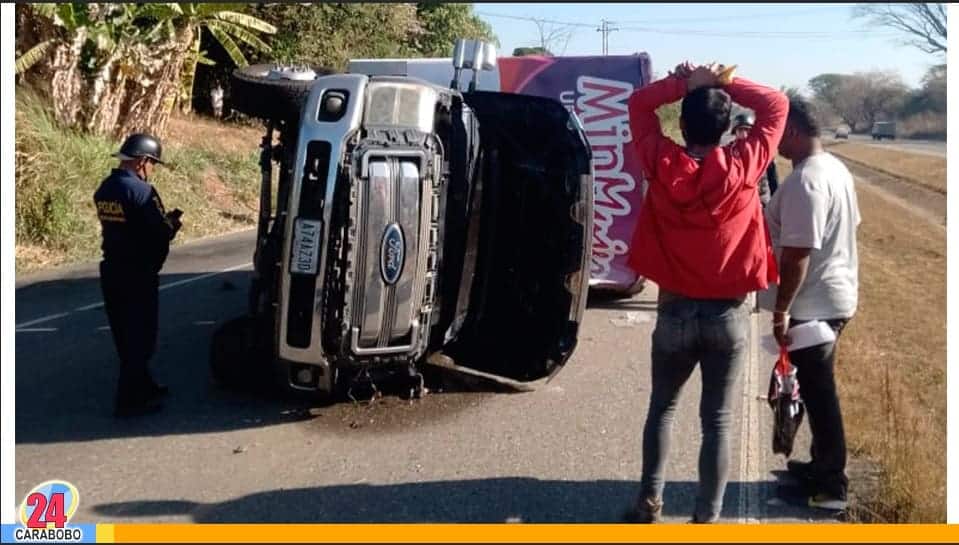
380, 223, 405, 285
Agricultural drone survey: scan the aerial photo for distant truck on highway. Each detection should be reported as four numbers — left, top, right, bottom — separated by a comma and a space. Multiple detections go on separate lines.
871, 121, 896, 140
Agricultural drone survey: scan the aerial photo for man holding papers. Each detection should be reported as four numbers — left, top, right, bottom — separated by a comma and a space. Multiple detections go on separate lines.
760, 96, 862, 512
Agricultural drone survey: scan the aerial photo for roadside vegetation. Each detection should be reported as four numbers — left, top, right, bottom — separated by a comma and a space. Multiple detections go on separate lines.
14, 3, 494, 138
828, 143, 946, 194
15, 89, 262, 273
776, 151, 946, 522
14, 2, 495, 273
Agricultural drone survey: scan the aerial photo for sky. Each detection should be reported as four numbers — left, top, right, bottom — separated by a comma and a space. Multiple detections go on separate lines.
474, 3, 943, 93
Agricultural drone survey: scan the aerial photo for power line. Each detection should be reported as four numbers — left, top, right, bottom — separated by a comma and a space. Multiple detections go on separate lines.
475, 10, 596, 29
476, 10, 901, 43
614, 6, 847, 25
615, 26, 903, 39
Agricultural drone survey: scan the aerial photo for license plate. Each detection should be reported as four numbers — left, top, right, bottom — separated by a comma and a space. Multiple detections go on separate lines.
291, 219, 323, 275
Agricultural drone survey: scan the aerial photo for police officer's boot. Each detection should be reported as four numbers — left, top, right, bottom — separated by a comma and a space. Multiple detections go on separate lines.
114, 390, 163, 417
114, 365, 165, 417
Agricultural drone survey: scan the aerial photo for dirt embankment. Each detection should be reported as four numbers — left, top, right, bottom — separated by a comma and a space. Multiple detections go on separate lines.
15, 90, 267, 273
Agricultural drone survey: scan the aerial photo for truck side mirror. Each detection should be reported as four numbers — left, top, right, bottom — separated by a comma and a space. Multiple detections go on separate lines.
452, 39, 496, 92
468, 40, 490, 92
451, 39, 467, 89
480, 43, 497, 71
452, 39, 467, 70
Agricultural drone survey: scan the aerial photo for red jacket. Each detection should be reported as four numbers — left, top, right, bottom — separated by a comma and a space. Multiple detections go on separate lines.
627, 76, 787, 299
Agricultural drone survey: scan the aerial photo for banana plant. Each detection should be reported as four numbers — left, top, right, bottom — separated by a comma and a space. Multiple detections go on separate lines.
15, 39, 55, 74
16, 3, 155, 75
137, 3, 276, 113
15, 3, 88, 74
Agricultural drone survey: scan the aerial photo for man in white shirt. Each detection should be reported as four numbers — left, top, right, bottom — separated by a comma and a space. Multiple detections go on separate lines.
760, 97, 861, 511
211, 84, 224, 119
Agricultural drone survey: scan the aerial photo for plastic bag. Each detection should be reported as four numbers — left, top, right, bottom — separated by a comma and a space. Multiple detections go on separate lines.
768, 346, 805, 456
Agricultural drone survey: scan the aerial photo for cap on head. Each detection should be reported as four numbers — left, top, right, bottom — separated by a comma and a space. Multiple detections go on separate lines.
730, 112, 756, 133
114, 133, 164, 164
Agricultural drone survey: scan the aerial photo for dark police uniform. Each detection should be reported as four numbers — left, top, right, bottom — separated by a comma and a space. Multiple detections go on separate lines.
94, 168, 178, 412
757, 161, 780, 208
731, 113, 779, 208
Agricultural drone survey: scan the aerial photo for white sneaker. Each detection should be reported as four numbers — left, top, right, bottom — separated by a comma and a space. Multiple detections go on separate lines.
808, 493, 848, 511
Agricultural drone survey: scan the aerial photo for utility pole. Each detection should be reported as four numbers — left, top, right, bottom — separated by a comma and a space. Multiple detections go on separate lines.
596, 19, 618, 55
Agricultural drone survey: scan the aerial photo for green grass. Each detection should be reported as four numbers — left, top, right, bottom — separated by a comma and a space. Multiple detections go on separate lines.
656, 102, 683, 142
15, 89, 263, 273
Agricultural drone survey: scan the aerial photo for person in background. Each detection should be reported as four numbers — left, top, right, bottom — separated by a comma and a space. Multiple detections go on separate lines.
731, 111, 780, 207
94, 134, 183, 417
623, 61, 787, 523
211, 84, 224, 119
760, 97, 860, 511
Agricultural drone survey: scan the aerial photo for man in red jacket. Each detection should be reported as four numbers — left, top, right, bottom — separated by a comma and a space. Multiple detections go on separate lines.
623, 63, 787, 523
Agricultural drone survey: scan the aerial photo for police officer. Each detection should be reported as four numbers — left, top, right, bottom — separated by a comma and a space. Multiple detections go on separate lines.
731, 112, 780, 207
94, 134, 183, 417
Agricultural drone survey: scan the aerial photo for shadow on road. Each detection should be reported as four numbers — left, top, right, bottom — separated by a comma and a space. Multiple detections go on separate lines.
92, 477, 833, 523
586, 298, 659, 312
586, 289, 658, 312
15, 271, 505, 445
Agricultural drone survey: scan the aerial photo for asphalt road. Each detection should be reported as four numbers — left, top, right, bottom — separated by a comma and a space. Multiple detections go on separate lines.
14, 230, 829, 524
835, 133, 946, 158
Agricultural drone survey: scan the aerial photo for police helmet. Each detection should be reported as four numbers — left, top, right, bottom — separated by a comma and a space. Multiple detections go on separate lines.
113, 133, 164, 164
730, 112, 755, 133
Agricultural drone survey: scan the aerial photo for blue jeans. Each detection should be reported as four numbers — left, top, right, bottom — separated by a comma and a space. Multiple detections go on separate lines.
639, 292, 750, 521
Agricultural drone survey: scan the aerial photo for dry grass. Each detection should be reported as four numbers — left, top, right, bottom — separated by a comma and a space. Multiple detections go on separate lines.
776, 154, 947, 522
15, 90, 262, 273
166, 115, 265, 156
828, 142, 946, 195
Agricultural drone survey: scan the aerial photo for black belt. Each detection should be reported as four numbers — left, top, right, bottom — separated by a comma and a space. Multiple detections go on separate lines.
658, 288, 748, 306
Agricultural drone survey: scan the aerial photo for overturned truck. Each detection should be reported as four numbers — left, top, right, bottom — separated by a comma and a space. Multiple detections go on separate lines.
211, 40, 594, 399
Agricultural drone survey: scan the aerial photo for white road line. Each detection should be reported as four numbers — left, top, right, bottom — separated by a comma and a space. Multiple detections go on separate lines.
15, 262, 251, 329
738, 300, 764, 524
14, 312, 70, 329
15, 328, 58, 333
156, 263, 250, 292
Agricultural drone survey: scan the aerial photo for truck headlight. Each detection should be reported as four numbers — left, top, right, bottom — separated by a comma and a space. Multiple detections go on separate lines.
318, 90, 348, 122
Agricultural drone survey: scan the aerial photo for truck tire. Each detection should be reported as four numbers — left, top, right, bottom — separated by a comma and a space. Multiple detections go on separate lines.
209, 315, 272, 392
229, 64, 334, 122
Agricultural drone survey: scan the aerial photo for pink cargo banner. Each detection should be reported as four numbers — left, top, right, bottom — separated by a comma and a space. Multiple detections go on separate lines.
498, 54, 652, 292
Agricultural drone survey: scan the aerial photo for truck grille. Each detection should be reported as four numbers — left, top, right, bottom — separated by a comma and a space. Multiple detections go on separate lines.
344, 146, 440, 359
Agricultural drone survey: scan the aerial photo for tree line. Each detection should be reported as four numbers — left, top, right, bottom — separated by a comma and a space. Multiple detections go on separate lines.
14, 3, 496, 139
807, 65, 945, 138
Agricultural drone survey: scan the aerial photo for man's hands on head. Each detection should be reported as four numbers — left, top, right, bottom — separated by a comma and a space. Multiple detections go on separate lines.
687, 65, 721, 92
670, 61, 735, 92
670, 61, 694, 79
